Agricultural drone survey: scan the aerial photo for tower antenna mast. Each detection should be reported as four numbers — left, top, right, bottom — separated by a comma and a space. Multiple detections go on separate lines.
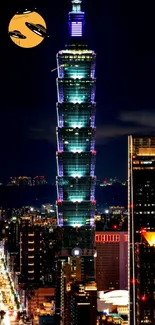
71, 0, 82, 11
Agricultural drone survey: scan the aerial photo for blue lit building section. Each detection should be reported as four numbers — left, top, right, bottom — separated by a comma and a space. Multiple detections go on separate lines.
68, 0, 85, 37
56, 0, 97, 228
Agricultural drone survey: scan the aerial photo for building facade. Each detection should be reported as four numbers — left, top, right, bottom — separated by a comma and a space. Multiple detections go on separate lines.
65, 282, 97, 325
128, 136, 155, 325
95, 231, 128, 291
56, 0, 97, 277
55, 1, 97, 323
19, 215, 43, 284
135, 231, 155, 325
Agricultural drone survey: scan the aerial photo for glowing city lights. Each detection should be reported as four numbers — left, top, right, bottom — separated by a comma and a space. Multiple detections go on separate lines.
142, 232, 155, 246
0, 254, 21, 324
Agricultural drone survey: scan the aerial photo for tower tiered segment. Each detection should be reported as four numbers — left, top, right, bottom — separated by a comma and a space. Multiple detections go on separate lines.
56, 0, 97, 229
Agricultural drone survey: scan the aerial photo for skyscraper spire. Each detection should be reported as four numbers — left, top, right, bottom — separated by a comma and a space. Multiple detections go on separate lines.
71, 0, 82, 12
69, 0, 85, 37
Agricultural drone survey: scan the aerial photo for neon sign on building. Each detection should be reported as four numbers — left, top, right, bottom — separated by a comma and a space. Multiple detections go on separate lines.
95, 233, 120, 243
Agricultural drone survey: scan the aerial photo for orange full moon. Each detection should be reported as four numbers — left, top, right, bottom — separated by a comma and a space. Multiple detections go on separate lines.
8, 11, 47, 48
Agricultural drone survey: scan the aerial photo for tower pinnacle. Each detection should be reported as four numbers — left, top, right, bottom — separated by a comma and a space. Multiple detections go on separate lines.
71, 0, 82, 4
71, 0, 82, 2
71, 0, 82, 12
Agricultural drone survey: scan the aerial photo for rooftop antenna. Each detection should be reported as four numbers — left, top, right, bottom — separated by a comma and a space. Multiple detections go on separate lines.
69, 0, 84, 37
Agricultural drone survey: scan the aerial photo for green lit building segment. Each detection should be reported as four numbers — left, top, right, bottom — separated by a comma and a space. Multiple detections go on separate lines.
56, 0, 97, 228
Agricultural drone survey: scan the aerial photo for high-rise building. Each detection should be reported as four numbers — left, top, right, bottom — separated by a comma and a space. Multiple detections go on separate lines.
5, 216, 20, 254
135, 231, 155, 325
128, 136, 155, 325
56, 0, 97, 279
65, 282, 97, 325
19, 215, 43, 284
55, 258, 97, 325
95, 231, 128, 291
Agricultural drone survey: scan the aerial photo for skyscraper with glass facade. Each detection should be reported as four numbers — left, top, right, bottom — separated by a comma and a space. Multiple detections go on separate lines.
128, 136, 155, 325
55, 0, 97, 281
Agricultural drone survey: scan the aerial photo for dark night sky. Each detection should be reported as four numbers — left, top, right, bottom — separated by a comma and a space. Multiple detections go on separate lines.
2, 0, 155, 182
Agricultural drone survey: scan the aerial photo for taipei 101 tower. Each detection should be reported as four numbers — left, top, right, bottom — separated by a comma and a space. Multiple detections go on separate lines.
56, 0, 97, 283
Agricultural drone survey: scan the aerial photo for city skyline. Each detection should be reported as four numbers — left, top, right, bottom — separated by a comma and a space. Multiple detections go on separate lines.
1, 1, 155, 324
2, 0, 155, 180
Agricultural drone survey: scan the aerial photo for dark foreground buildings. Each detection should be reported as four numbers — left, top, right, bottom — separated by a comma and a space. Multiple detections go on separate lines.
55, 0, 97, 324
128, 136, 155, 325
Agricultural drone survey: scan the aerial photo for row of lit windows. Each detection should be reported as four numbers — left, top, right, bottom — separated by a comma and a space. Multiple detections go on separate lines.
64, 74, 92, 79
58, 211, 94, 216
133, 167, 155, 170
62, 139, 91, 144
61, 133, 93, 138
59, 151, 95, 159
60, 164, 92, 168
58, 79, 95, 83
58, 212, 93, 218
58, 181, 94, 188
64, 69, 92, 75
64, 65, 92, 69
60, 112, 93, 117
133, 160, 155, 164
61, 118, 93, 124
58, 55, 94, 60
57, 175, 94, 182
135, 210, 155, 214
57, 103, 95, 108
57, 152, 93, 157
60, 171, 92, 177
63, 68, 92, 73
136, 184, 155, 189
58, 208, 95, 213
136, 204, 155, 206
59, 158, 92, 164
136, 193, 155, 195
60, 128, 93, 133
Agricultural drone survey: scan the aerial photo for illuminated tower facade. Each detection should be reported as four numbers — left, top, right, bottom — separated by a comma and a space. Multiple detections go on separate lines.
56, 0, 97, 281
128, 136, 155, 325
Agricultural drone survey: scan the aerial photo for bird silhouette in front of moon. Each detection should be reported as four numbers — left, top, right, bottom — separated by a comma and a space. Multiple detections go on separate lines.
8, 9, 48, 48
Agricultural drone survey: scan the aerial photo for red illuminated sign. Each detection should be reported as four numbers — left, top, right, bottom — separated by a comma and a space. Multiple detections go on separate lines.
95, 233, 120, 243
124, 234, 128, 242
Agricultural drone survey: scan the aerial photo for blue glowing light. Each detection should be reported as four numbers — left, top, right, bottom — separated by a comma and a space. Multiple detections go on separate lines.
71, 22, 82, 37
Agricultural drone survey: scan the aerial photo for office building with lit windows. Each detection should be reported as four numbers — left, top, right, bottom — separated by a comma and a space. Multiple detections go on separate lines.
65, 282, 97, 325
135, 231, 155, 325
95, 231, 128, 291
128, 136, 155, 325
19, 215, 43, 284
56, 0, 96, 278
